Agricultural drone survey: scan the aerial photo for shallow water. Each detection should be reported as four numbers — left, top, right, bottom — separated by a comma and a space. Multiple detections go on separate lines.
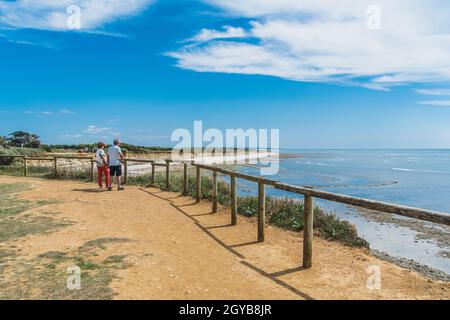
234, 149, 450, 275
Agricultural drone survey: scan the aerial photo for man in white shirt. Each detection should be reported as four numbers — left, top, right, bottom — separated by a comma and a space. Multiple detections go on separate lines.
95, 142, 110, 189
107, 139, 125, 191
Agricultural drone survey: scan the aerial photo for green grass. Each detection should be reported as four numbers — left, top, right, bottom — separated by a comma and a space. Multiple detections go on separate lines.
104, 255, 127, 264
0, 183, 33, 217
45, 168, 91, 181
1, 239, 133, 300
0, 215, 72, 242
79, 237, 131, 252
0, 183, 133, 300
0, 252, 118, 300
0, 183, 72, 242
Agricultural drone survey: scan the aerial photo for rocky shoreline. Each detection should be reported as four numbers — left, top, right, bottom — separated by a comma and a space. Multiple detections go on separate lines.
354, 206, 450, 282
372, 250, 450, 282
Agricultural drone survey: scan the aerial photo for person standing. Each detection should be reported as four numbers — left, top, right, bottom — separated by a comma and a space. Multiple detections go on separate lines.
96, 142, 110, 189
107, 139, 125, 191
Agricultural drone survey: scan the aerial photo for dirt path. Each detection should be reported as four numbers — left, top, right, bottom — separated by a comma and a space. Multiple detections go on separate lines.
0, 176, 448, 300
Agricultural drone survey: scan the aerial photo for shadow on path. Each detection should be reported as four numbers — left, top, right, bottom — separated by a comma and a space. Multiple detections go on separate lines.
138, 187, 315, 300
72, 188, 107, 193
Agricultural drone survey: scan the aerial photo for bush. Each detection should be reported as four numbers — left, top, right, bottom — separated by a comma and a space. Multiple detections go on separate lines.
268, 198, 306, 231
234, 195, 368, 248
314, 211, 369, 247
0, 148, 44, 165
237, 196, 259, 217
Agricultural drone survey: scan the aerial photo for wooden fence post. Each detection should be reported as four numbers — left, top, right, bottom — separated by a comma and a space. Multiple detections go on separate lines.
165, 160, 170, 190
230, 175, 237, 225
196, 166, 201, 202
258, 181, 266, 242
183, 163, 188, 195
212, 171, 218, 213
151, 161, 155, 185
124, 160, 128, 184
53, 157, 58, 176
23, 156, 28, 177
303, 195, 314, 268
90, 160, 95, 182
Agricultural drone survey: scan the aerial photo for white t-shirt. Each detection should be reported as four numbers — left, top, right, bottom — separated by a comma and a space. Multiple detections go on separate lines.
108, 145, 123, 166
96, 149, 106, 167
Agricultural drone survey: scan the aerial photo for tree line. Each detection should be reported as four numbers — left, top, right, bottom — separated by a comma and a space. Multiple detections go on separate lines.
0, 131, 41, 148
0, 131, 171, 154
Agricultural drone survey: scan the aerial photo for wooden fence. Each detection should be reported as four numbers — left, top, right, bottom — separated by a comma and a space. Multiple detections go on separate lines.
1, 154, 449, 268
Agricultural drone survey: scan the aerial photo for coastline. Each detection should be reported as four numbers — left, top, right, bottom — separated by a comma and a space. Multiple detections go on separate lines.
2, 151, 449, 282
116, 152, 450, 281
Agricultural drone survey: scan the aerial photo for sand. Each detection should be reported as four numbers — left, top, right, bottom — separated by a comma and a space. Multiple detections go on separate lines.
0, 175, 448, 300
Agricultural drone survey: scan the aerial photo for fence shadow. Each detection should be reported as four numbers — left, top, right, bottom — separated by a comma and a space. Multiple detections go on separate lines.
72, 188, 107, 193
137, 187, 314, 300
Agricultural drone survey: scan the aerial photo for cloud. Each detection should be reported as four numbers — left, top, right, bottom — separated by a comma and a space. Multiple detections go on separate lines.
170, 0, 450, 89
60, 109, 75, 115
25, 109, 75, 117
416, 88, 450, 106
416, 89, 450, 96
83, 125, 110, 135
190, 25, 247, 42
417, 100, 450, 106
0, 0, 154, 31
60, 134, 83, 139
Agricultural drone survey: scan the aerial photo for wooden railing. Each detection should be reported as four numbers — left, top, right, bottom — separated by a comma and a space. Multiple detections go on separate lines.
190, 163, 450, 268
2, 155, 449, 268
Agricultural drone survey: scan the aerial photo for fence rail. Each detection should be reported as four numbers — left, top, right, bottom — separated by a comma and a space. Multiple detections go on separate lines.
1, 154, 449, 268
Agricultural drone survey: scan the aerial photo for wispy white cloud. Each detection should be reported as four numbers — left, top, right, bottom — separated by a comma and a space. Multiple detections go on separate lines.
416, 88, 450, 106
190, 25, 247, 42
60, 134, 83, 139
83, 125, 111, 135
0, 0, 154, 31
417, 100, 450, 106
25, 109, 75, 117
416, 89, 450, 96
170, 0, 450, 89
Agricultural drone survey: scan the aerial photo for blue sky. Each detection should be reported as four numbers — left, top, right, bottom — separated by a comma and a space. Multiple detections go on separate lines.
1, 0, 450, 148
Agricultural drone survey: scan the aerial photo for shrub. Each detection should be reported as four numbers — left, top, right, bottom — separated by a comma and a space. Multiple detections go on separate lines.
314, 210, 369, 247
237, 196, 259, 217
0, 148, 45, 165
267, 197, 305, 231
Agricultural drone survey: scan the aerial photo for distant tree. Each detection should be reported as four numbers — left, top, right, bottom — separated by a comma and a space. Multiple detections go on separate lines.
7, 131, 41, 148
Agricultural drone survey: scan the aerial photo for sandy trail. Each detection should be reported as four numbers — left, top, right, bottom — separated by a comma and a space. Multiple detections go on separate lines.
0, 175, 448, 300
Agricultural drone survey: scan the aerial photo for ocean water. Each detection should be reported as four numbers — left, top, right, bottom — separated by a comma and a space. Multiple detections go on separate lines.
234, 149, 450, 274
238, 149, 450, 213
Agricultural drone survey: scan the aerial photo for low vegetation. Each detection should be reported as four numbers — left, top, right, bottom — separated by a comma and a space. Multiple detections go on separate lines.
41, 143, 171, 154
0, 147, 45, 165
0, 183, 132, 300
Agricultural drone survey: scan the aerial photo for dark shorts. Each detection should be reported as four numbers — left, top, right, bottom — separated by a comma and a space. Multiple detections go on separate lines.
109, 165, 122, 177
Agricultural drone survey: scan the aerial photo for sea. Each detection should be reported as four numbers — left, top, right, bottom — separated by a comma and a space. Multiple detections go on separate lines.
233, 149, 450, 275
